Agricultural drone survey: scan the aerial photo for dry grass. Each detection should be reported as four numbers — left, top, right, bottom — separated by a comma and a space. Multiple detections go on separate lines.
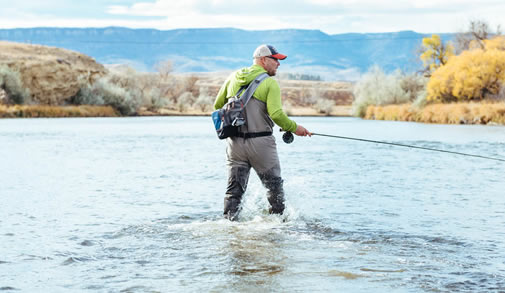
0, 105, 118, 118
287, 105, 352, 116
136, 105, 352, 117
364, 102, 505, 124
278, 79, 353, 106
194, 73, 354, 107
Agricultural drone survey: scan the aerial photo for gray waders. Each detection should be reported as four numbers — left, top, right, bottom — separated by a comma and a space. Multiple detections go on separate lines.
220, 77, 286, 221
224, 134, 285, 220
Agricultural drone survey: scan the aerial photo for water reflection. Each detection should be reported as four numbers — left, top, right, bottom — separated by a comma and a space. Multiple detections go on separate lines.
219, 221, 286, 291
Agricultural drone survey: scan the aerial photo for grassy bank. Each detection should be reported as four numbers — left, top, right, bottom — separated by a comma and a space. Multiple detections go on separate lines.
365, 102, 505, 125
0, 105, 119, 118
4, 103, 504, 125
0, 104, 353, 118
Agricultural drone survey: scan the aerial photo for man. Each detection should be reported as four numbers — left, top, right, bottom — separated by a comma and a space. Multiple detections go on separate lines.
214, 44, 311, 221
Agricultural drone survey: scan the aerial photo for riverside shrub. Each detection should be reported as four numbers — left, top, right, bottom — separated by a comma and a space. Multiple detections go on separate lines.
352, 66, 426, 117
364, 102, 505, 124
427, 36, 505, 102
75, 77, 139, 115
176, 91, 194, 112
74, 67, 202, 115
0, 65, 30, 104
315, 98, 335, 115
194, 87, 214, 112
74, 70, 164, 115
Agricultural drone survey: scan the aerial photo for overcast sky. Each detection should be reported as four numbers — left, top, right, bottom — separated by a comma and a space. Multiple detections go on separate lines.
1, 0, 504, 34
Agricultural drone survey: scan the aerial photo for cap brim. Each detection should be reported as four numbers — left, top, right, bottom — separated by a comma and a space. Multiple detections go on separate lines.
271, 53, 287, 60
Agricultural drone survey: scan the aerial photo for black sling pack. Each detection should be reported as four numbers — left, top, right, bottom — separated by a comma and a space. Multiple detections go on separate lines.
211, 73, 269, 139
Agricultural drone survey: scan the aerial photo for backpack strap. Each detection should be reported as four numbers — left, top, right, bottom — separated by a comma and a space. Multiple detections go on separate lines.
234, 86, 247, 97
239, 73, 269, 107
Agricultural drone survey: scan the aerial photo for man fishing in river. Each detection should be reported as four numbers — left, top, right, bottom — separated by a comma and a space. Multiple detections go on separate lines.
214, 44, 312, 221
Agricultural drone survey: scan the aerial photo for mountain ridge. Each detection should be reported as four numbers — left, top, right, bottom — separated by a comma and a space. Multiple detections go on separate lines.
0, 27, 454, 81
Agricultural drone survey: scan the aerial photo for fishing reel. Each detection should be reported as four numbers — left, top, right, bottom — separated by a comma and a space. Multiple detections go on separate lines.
281, 130, 294, 144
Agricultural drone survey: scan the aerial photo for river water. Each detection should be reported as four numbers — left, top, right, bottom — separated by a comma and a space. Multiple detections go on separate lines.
1, 117, 504, 292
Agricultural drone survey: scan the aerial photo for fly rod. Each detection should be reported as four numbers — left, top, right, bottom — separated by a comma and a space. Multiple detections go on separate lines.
281, 131, 505, 162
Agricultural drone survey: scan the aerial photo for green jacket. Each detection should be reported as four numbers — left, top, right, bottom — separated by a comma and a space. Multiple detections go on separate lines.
213, 64, 297, 132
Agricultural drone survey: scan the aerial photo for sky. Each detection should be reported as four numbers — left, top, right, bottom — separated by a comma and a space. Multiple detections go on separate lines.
1, 0, 504, 34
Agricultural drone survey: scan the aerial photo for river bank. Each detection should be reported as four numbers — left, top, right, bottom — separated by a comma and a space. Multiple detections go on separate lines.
0, 104, 353, 118
364, 102, 505, 125
3, 103, 505, 125
0, 105, 119, 118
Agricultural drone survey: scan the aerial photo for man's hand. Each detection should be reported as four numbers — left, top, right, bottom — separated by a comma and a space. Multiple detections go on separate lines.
294, 125, 312, 137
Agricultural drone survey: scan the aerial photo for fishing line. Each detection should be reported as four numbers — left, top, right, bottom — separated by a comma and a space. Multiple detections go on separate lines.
281, 131, 505, 162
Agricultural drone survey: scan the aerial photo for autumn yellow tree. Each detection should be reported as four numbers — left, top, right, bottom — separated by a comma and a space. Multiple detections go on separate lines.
419, 35, 455, 77
427, 36, 505, 102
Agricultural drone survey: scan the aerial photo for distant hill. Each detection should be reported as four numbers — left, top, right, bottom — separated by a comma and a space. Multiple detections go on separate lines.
0, 41, 106, 105
0, 27, 454, 81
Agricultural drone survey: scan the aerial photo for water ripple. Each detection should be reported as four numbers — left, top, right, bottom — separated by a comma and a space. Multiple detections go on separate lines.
2, 117, 505, 292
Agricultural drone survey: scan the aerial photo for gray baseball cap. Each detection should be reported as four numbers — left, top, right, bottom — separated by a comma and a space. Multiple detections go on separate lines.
253, 44, 287, 60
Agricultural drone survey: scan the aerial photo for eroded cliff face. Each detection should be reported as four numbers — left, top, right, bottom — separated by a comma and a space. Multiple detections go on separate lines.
0, 41, 107, 105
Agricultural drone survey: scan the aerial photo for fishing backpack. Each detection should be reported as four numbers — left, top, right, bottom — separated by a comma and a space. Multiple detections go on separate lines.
211, 73, 269, 139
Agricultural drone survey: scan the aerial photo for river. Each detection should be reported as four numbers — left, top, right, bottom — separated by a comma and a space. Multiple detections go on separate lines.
1, 117, 504, 292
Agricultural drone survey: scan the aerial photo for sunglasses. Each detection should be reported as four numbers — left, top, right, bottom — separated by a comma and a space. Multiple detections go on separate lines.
265, 56, 279, 61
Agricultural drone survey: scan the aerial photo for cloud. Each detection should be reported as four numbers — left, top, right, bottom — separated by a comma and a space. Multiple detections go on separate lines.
106, 0, 505, 16
107, 1, 196, 16
1, 0, 505, 34
103, 0, 505, 33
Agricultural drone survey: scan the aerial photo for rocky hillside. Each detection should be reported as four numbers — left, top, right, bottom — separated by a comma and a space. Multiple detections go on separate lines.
0, 41, 106, 105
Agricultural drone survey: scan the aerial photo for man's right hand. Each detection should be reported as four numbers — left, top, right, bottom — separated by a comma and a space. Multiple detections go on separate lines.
294, 125, 312, 137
